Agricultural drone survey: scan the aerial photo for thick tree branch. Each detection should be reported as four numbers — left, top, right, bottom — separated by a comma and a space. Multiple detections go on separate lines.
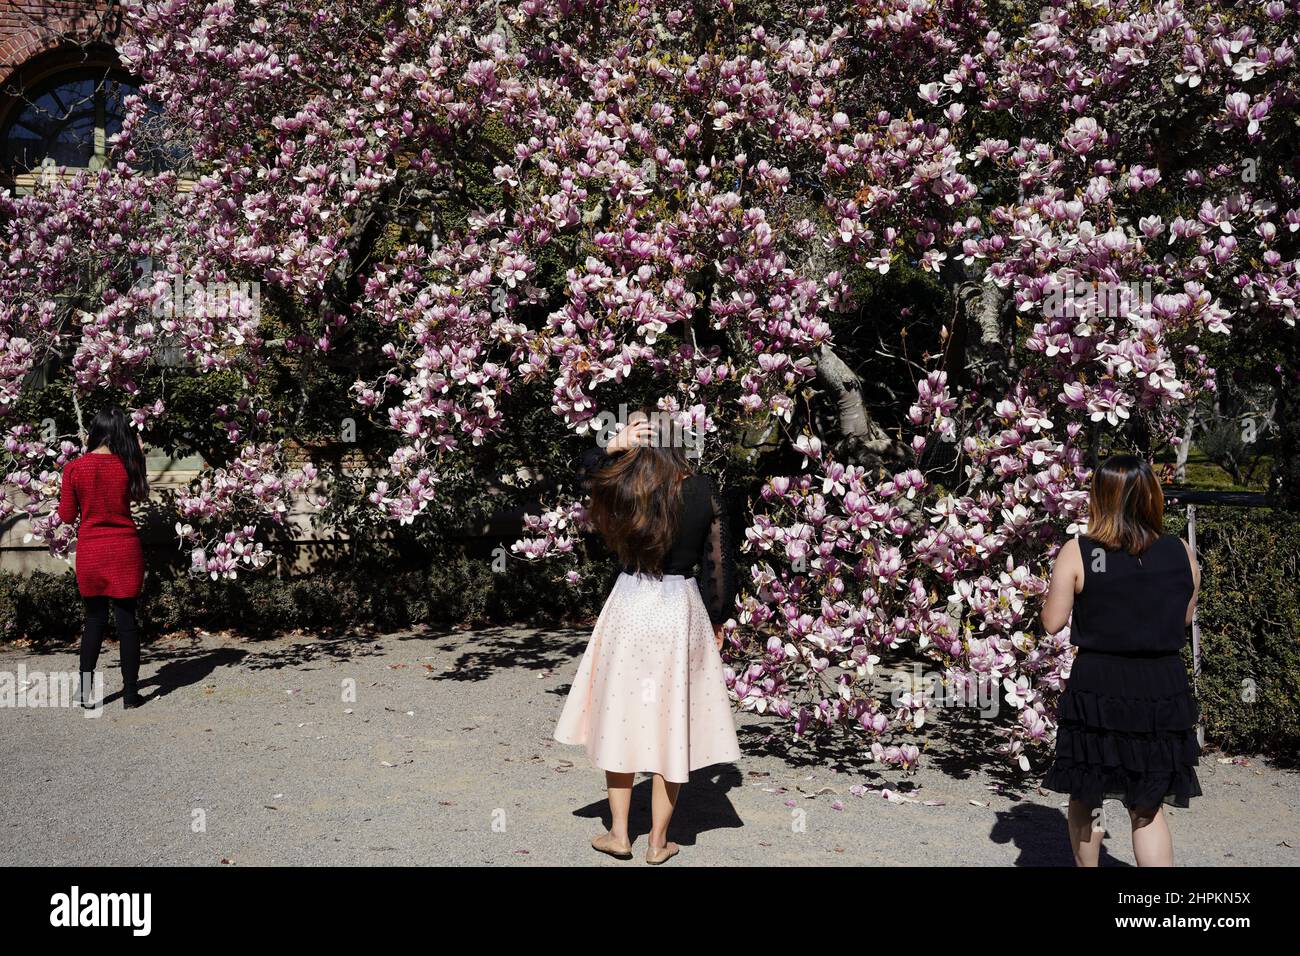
815, 343, 908, 465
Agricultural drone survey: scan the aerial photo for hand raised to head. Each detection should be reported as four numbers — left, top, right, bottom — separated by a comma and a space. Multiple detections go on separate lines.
605, 417, 654, 453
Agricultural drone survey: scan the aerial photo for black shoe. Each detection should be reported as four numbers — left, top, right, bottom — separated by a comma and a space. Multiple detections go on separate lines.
77, 684, 97, 709
123, 691, 142, 709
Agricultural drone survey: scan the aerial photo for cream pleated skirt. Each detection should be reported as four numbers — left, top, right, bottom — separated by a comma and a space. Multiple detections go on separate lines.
554, 571, 741, 784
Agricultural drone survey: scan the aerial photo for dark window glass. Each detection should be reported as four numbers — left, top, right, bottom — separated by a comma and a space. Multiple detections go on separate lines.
3, 68, 182, 174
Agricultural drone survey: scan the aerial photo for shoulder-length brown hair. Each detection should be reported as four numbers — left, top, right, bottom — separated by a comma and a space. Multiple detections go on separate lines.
1085, 454, 1164, 556
586, 407, 695, 576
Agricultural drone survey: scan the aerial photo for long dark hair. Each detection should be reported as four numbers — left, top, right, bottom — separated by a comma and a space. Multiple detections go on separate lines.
586, 407, 695, 575
1086, 454, 1163, 556
85, 405, 149, 501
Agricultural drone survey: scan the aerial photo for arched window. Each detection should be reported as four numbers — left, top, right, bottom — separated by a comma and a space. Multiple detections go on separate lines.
3, 67, 135, 171
2, 65, 180, 177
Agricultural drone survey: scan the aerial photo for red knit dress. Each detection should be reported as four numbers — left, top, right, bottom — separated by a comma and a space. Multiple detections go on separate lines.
57, 453, 145, 599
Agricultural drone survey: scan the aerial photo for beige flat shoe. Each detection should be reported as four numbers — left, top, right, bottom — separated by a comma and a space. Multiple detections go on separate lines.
645, 841, 680, 865
591, 832, 633, 859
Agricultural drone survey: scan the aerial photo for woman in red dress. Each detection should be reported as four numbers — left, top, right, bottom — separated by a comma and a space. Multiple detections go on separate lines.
58, 406, 149, 708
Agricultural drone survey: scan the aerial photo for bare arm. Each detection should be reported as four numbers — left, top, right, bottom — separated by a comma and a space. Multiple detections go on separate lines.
1041, 537, 1083, 635
1182, 538, 1202, 627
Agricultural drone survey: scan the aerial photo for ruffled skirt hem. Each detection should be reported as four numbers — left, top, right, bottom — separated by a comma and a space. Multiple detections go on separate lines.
1043, 649, 1201, 810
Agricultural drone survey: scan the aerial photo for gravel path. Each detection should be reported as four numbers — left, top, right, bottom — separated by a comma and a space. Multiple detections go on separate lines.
2, 627, 1296, 866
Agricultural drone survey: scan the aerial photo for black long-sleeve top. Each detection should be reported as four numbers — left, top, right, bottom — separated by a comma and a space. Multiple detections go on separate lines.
575, 445, 739, 628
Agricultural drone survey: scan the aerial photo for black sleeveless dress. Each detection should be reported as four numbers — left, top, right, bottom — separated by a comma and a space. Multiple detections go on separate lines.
1041, 532, 1202, 810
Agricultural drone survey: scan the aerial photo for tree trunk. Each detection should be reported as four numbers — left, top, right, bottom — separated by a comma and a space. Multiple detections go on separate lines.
1175, 409, 1195, 482
815, 344, 907, 468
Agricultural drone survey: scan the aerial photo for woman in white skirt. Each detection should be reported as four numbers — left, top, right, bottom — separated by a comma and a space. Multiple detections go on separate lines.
554, 408, 742, 864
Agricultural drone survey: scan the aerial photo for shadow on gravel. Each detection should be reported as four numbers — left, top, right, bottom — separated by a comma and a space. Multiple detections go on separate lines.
990, 802, 1131, 867
733, 708, 1051, 806
242, 635, 384, 671
142, 646, 248, 701
418, 626, 588, 682
735, 724, 891, 784
572, 764, 744, 847
923, 713, 1044, 796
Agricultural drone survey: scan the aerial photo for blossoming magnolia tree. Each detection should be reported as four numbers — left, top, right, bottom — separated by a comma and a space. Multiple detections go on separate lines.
2, 0, 1296, 769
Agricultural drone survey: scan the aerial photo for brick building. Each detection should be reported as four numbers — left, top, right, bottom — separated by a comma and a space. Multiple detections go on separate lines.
0, 1, 132, 193
0, 4, 437, 578
0, 2, 215, 575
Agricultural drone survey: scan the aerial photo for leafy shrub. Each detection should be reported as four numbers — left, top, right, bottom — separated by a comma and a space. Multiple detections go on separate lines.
1166, 508, 1300, 763
3, 512, 1295, 760
2, 539, 605, 641
0, 571, 82, 643
0, 574, 15, 643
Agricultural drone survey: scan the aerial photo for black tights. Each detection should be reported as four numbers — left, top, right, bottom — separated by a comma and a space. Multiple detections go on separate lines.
80, 597, 140, 696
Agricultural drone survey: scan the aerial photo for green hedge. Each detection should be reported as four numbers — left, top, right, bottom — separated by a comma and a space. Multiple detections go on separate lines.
0, 542, 610, 641
0, 570, 80, 644
4, 512, 1297, 761
1165, 508, 1300, 763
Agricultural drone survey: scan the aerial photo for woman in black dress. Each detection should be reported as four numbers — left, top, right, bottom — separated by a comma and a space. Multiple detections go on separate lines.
1040, 454, 1202, 866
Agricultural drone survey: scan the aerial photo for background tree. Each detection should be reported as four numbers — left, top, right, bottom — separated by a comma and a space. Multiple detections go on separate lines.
2, 0, 1296, 770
